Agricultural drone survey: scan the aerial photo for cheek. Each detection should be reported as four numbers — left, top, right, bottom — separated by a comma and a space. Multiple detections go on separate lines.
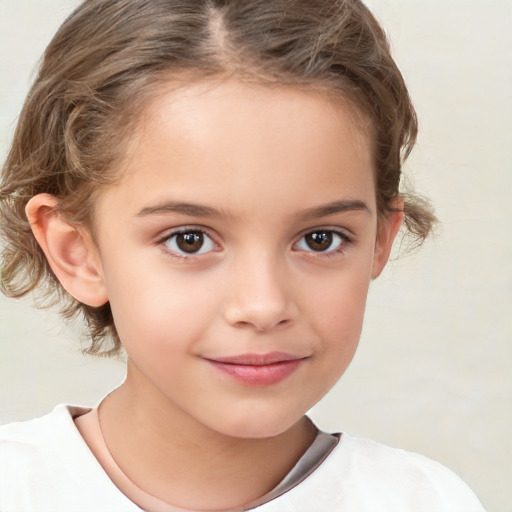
307, 259, 371, 327
104, 260, 220, 352
303, 262, 372, 369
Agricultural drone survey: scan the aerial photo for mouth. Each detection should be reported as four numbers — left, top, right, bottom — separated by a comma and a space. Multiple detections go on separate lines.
204, 352, 307, 387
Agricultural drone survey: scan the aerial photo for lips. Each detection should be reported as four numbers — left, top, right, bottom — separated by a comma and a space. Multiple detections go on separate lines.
205, 352, 306, 387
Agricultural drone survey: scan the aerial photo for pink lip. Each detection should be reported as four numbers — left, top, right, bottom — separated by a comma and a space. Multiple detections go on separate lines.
205, 352, 306, 387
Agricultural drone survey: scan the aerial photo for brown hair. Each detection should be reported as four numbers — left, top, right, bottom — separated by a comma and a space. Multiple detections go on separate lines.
0, 0, 436, 356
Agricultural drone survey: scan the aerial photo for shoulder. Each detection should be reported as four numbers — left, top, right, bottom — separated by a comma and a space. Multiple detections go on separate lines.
0, 404, 85, 455
0, 404, 89, 464
333, 434, 486, 511
336, 434, 460, 476
0, 405, 140, 511
272, 433, 485, 512
338, 434, 479, 494
0, 406, 87, 509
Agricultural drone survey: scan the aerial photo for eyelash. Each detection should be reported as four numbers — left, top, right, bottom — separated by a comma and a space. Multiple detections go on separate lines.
157, 227, 218, 260
293, 228, 352, 258
156, 226, 353, 260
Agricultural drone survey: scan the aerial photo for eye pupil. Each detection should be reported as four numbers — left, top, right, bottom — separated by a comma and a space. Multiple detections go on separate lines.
176, 232, 204, 253
305, 231, 333, 251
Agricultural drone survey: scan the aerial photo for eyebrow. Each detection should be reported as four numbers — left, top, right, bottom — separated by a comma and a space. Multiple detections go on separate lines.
297, 199, 371, 220
136, 201, 224, 218
135, 199, 371, 219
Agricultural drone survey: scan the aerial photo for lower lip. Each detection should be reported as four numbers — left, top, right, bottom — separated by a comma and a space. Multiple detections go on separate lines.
207, 359, 303, 387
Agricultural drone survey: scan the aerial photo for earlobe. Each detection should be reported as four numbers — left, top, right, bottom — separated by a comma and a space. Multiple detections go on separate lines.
25, 194, 108, 307
371, 200, 404, 279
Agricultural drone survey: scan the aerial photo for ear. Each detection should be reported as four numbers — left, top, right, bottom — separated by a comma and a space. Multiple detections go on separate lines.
25, 193, 108, 307
371, 198, 404, 279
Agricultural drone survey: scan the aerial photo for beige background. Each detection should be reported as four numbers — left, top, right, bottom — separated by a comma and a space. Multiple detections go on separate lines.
1, 1, 511, 510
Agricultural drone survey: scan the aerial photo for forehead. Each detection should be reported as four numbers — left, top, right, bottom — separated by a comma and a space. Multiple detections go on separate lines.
97, 80, 376, 220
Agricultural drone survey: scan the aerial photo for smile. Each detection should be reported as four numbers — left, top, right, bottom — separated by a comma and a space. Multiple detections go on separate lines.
204, 352, 307, 387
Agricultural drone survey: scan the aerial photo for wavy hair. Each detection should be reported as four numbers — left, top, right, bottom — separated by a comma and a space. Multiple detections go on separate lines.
0, 0, 436, 355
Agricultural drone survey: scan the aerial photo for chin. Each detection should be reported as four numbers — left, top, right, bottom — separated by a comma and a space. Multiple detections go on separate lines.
210, 409, 304, 440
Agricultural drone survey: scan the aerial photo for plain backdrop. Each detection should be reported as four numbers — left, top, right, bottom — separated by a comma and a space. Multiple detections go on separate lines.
1, 1, 511, 511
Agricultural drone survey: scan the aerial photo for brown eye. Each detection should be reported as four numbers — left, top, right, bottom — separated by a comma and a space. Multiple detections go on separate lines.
304, 231, 333, 251
176, 232, 204, 253
295, 230, 346, 254
164, 230, 215, 255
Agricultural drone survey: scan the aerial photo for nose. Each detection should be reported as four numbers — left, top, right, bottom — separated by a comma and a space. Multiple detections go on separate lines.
223, 254, 298, 332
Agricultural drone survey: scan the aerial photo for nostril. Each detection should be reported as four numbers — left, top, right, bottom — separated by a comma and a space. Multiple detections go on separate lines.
222, 274, 298, 331
254, 317, 292, 332
226, 310, 294, 332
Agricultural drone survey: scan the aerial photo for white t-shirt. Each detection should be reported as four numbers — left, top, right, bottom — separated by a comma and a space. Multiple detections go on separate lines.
0, 405, 485, 512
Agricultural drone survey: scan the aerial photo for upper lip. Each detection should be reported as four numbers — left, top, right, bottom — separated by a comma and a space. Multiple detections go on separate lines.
205, 352, 307, 366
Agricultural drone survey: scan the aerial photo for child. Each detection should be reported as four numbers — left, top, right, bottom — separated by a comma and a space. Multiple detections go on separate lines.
0, 0, 485, 510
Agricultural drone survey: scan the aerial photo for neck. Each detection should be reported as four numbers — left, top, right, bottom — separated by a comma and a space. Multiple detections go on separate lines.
98, 366, 316, 510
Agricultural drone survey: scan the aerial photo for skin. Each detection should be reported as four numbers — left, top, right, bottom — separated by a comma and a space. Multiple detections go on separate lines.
27, 80, 402, 509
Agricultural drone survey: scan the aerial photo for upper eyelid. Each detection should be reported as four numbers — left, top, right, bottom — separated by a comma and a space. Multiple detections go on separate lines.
292, 229, 352, 259
157, 227, 220, 259
294, 226, 353, 242
154, 225, 354, 250
156, 225, 217, 242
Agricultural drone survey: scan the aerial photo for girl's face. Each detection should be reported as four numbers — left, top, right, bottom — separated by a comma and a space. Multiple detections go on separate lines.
92, 81, 397, 438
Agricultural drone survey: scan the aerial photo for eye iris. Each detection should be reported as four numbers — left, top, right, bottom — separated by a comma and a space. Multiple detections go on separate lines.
305, 231, 333, 251
176, 232, 204, 253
